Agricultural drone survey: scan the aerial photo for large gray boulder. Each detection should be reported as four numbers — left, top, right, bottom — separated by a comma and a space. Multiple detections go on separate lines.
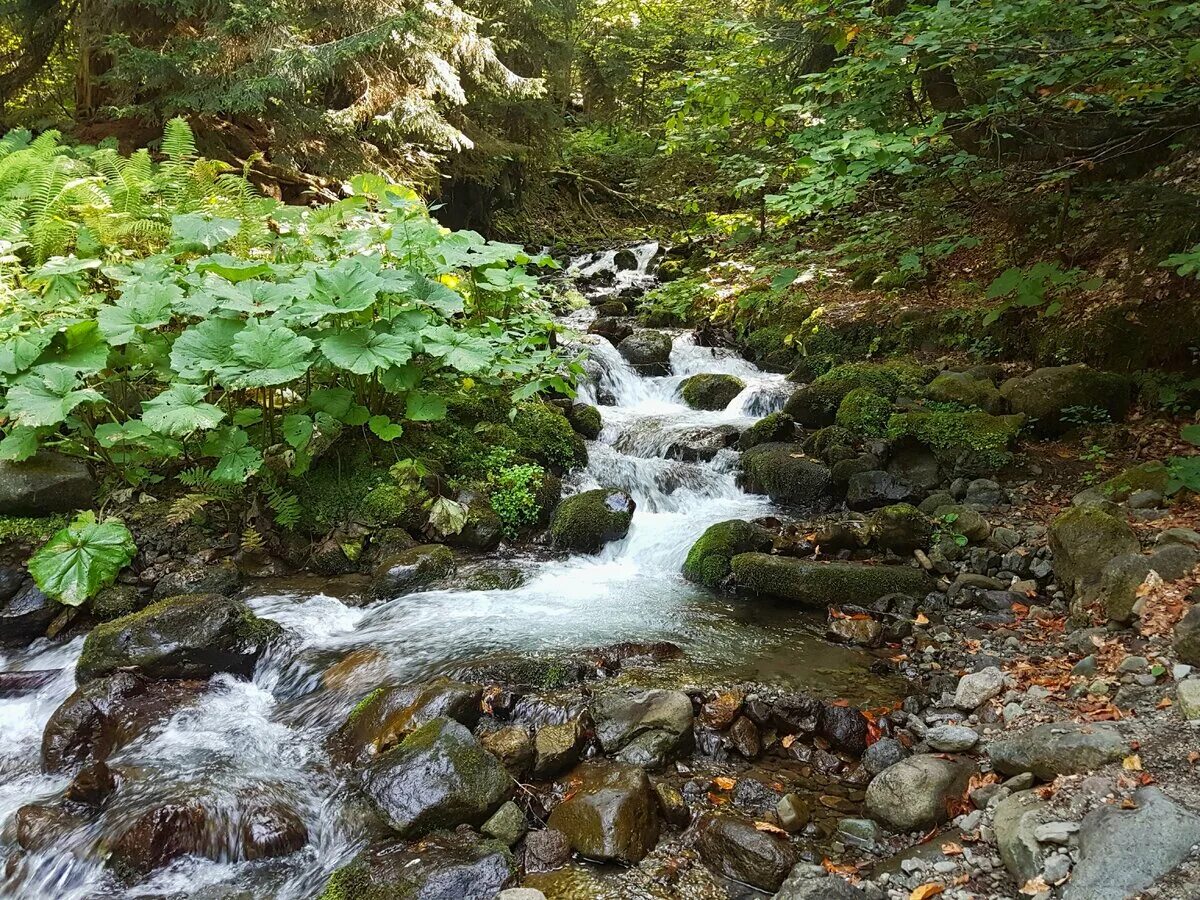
864, 754, 975, 832
591, 689, 694, 770
1064, 787, 1200, 900
1000, 365, 1131, 436
0, 452, 95, 516
0, 580, 59, 643
989, 721, 1127, 780
617, 331, 673, 376
1048, 505, 1139, 601
738, 443, 833, 508
993, 791, 1050, 885
361, 717, 512, 838
547, 761, 659, 864
773, 863, 866, 899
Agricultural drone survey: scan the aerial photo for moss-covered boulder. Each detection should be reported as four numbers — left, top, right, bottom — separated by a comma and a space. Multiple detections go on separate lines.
566, 403, 603, 440
547, 761, 660, 864
738, 443, 833, 508
617, 330, 674, 376
730, 554, 932, 606
737, 412, 796, 451
683, 520, 774, 588
1048, 505, 1139, 600
1100, 461, 1170, 502
359, 478, 431, 532
867, 504, 933, 555
361, 717, 513, 838
510, 403, 588, 472
87, 584, 147, 623
835, 388, 892, 437
368, 545, 456, 600
445, 502, 503, 552
75, 594, 281, 684
925, 372, 1004, 414
332, 678, 484, 765
887, 410, 1024, 475
549, 489, 635, 553
999, 365, 1131, 436
802, 425, 856, 463
783, 360, 929, 427
595, 300, 628, 317
318, 831, 515, 900
680, 373, 746, 411
151, 559, 241, 600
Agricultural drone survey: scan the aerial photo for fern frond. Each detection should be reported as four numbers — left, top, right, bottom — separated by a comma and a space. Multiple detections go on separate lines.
168, 492, 212, 525
241, 526, 265, 552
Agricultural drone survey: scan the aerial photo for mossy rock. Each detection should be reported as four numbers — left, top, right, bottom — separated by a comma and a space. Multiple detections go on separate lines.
744, 326, 800, 373
617, 331, 674, 376
88, 584, 147, 623
446, 503, 503, 552
887, 410, 1024, 475
736, 412, 796, 451
682, 520, 774, 588
785, 360, 930, 427
738, 443, 833, 508
866, 504, 933, 554
332, 678, 483, 765
566, 403, 603, 440
730, 553, 932, 606
925, 372, 1004, 414
360, 478, 432, 532
802, 425, 855, 463
549, 489, 635, 553
1100, 461, 1169, 502
369, 545, 457, 600
1048, 505, 1139, 600
76, 593, 281, 683
999, 365, 1131, 436
510, 403, 588, 472
932, 504, 991, 543
680, 373, 746, 411
595, 301, 629, 317
835, 388, 893, 437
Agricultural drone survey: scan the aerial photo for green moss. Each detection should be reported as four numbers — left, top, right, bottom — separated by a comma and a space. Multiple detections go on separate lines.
815, 359, 930, 398
866, 503, 933, 554
925, 372, 1002, 413
347, 686, 388, 729
549, 489, 633, 552
682, 520, 773, 588
88, 584, 146, 622
835, 388, 893, 437
744, 326, 800, 372
0, 514, 68, 545
510, 402, 587, 472
292, 450, 391, 535
888, 409, 1024, 473
488, 463, 546, 538
680, 373, 746, 411
360, 479, 431, 531
802, 425, 854, 458
1099, 461, 1169, 501
730, 553, 931, 605
566, 403, 602, 440
737, 412, 796, 451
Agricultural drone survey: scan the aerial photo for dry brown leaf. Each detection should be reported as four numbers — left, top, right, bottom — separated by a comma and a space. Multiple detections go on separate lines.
1020, 876, 1050, 895
1188, 751, 1200, 766
781, 734, 796, 748
941, 841, 964, 856
1157, 696, 1173, 709
754, 821, 789, 837
712, 776, 736, 790
914, 612, 930, 626
910, 884, 945, 900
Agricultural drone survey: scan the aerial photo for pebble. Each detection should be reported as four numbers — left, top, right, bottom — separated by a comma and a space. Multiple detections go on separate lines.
925, 724, 979, 752
1175, 664, 1194, 681
1034, 821, 1079, 845
1118, 655, 1148, 673
954, 666, 1005, 709
1072, 655, 1097, 677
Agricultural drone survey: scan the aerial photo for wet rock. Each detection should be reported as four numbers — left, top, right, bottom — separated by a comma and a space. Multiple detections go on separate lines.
817, 703, 870, 755
41, 673, 206, 773
88, 583, 148, 623
862, 738, 905, 776
731, 554, 931, 607
846, 471, 915, 511
360, 717, 513, 838
864, 754, 975, 832
481, 726, 534, 778
240, 799, 308, 860
989, 721, 1127, 780
682, 520, 773, 589
826, 614, 882, 647
318, 831, 515, 900
1063, 787, 1200, 900
1000, 365, 1131, 436
925, 371, 1004, 414
482, 800, 527, 846
0, 580, 59, 643
1098, 553, 1152, 624
737, 412, 796, 451
533, 718, 586, 779
953, 665, 1005, 709
728, 715, 761, 758
774, 862, 866, 899
836, 817, 879, 849
654, 782, 690, 827
368, 544, 456, 599
665, 425, 739, 462
14, 803, 87, 852
695, 812, 798, 892
617, 330, 673, 376
592, 689, 693, 769
680, 373, 746, 410
775, 794, 811, 832
730, 773, 782, 813
993, 791, 1049, 885
74, 594, 280, 684
549, 488, 635, 553
446, 501, 504, 552
867, 503, 933, 554
64, 759, 118, 806
0, 451, 95, 516
332, 678, 483, 765
151, 559, 241, 599
547, 761, 660, 864
107, 800, 213, 876
738, 443, 833, 508
523, 828, 571, 873
1174, 606, 1200, 666
565, 403, 602, 439
589, 316, 633, 345
700, 690, 745, 730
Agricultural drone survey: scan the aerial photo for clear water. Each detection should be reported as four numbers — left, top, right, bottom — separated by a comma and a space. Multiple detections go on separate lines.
0, 243, 894, 899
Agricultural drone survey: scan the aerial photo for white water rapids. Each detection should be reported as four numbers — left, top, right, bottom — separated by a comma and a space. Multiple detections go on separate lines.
0, 242, 891, 899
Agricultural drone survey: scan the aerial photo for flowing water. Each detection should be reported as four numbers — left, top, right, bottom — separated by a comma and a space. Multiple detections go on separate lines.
0, 243, 897, 899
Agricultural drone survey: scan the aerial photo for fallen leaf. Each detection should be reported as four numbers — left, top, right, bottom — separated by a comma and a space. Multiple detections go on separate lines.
822, 858, 857, 875
910, 884, 944, 900
1188, 751, 1199, 766
941, 841, 964, 856
1156, 697, 1173, 709
754, 821, 789, 837
915, 612, 930, 626
781, 734, 796, 748
1122, 754, 1142, 771
713, 776, 736, 791
1021, 876, 1050, 895
707, 792, 729, 805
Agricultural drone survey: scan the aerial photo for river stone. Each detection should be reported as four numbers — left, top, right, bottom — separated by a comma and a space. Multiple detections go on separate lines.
41, 673, 207, 773
75, 594, 280, 684
1150, 541, 1200, 580
523, 828, 571, 873
592, 689, 693, 769
817, 703, 871, 755
954, 666, 1005, 709
867, 503, 933, 554
774, 862, 866, 899
533, 718, 586, 779
589, 316, 633, 346
481, 726, 534, 778
107, 799, 215, 875
617, 330, 674, 375
654, 781, 690, 827
549, 488, 635, 553
925, 724, 979, 752
1063, 787, 1200, 900
680, 373, 746, 410
738, 443, 833, 508
566, 402, 602, 439
0, 451, 96, 516
886, 446, 942, 494
0, 580, 59, 643
332, 678, 483, 765
368, 544, 456, 599
993, 790, 1050, 884
864, 754, 975, 832
14, 803, 86, 852
730, 554, 931, 607
988, 721, 1127, 780
926, 371, 1004, 414
547, 761, 660, 864
737, 411, 796, 451
482, 800, 527, 846
318, 831, 515, 900
1049, 503, 1139, 601
845, 471, 916, 511
1098, 553, 1152, 624
665, 425, 739, 462
932, 504, 991, 543
361, 717, 512, 838
695, 812, 798, 891
151, 559, 241, 599
1174, 606, 1200, 666
1000, 365, 1130, 436
862, 738, 905, 776
682, 519, 773, 589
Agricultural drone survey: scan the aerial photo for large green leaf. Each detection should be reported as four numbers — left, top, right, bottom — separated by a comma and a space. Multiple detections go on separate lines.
202, 427, 263, 483
141, 384, 225, 437
171, 213, 241, 251
407, 275, 465, 315
28, 512, 136, 606
0, 426, 39, 461
229, 321, 313, 387
0, 328, 54, 376
290, 258, 382, 322
405, 392, 447, 422
98, 281, 178, 345
33, 321, 110, 376
5, 368, 104, 427
420, 325, 493, 373
320, 326, 413, 374
194, 254, 274, 283
170, 318, 244, 381
368, 414, 403, 441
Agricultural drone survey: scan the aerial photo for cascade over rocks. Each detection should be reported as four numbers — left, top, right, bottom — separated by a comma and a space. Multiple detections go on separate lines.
617, 330, 674, 375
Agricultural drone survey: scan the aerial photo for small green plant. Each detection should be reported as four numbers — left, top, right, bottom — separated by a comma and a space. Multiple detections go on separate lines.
1062, 406, 1112, 428
933, 512, 968, 548
983, 262, 1101, 325
1167, 425, 1200, 495
1079, 443, 1111, 485
489, 462, 546, 538
28, 512, 136, 605
1161, 245, 1200, 278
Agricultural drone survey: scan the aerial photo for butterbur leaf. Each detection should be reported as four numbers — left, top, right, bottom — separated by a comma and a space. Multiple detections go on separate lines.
308, 386, 353, 418
381, 364, 421, 393
420, 325, 493, 373
98, 281, 179, 345
170, 319, 243, 381
292, 258, 382, 321
28, 512, 136, 606
405, 392, 447, 422
987, 267, 1022, 299
368, 415, 403, 441
34, 321, 110, 375
408, 275, 465, 315
0, 328, 54, 376
141, 384, 225, 437
233, 408, 264, 427
1181, 424, 1200, 446
427, 496, 468, 537
171, 213, 241, 251
212, 446, 263, 483
6, 367, 104, 427
194, 254, 274, 283
283, 413, 314, 449
342, 405, 370, 426
0, 426, 39, 461
229, 322, 313, 387
320, 326, 413, 374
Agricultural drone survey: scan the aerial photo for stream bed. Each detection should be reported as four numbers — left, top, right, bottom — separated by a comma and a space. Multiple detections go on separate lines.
0, 243, 902, 899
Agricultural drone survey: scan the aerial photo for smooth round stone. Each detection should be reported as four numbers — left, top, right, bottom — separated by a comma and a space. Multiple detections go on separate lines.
925, 724, 980, 752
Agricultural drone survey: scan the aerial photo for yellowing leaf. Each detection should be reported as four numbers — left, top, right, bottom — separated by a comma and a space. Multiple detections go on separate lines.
910, 884, 944, 900
754, 821, 788, 836
713, 776, 736, 790
1122, 754, 1142, 771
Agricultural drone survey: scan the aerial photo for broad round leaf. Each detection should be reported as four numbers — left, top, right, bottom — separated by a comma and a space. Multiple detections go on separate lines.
320, 326, 413, 375
229, 321, 313, 387
28, 512, 137, 606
